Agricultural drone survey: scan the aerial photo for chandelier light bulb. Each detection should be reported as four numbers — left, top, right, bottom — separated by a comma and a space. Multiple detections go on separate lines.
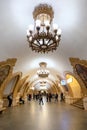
29, 36, 32, 42
34, 40, 37, 43
27, 30, 29, 36
45, 20, 50, 31
53, 23, 58, 31
58, 29, 62, 35
40, 40, 43, 45
28, 24, 34, 32
45, 20, 50, 27
36, 20, 41, 27
45, 40, 48, 44
56, 35, 59, 40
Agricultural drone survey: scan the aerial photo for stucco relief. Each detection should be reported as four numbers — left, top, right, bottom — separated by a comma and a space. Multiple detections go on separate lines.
0, 65, 10, 86
75, 64, 87, 88
0, 58, 17, 99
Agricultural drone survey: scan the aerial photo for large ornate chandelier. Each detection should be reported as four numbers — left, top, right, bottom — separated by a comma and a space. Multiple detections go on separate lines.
27, 3, 62, 53
37, 62, 49, 78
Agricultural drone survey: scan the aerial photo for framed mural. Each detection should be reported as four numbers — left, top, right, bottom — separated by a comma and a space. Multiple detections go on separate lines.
75, 64, 87, 88
0, 65, 10, 86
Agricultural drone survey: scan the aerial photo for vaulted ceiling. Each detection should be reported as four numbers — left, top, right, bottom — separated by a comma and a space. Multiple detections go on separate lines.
0, 0, 87, 89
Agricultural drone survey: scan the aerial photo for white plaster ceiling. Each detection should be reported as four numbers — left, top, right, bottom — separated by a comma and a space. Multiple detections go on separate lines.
0, 0, 87, 79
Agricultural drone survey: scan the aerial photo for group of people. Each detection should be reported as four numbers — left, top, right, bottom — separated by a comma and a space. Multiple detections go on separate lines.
46, 93, 64, 102
7, 93, 25, 107
46, 93, 58, 102
32, 92, 65, 105
7, 92, 64, 107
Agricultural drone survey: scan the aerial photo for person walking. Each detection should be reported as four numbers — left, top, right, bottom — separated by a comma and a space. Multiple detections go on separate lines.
60, 92, 64, 101
39, 94, 44, 105
7, 93, 13, 107
55, 93, 58, 102
46, 93, 49, 102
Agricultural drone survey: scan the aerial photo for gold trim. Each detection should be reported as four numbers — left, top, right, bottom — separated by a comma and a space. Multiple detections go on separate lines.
0, 58, 17, 67
33, 3, 54, 21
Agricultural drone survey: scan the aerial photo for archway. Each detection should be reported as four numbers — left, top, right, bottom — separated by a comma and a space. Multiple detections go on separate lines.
3, 75, 20, 107
65, 73, 82, 98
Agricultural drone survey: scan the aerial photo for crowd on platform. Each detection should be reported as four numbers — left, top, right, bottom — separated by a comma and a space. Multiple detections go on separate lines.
30, 92, 65, 105
7, 92, 65, 107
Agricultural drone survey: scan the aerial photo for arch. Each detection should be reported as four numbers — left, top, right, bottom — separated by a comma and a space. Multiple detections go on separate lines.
2, 72, 22, 96
22, 77, 59, 98
69, 57, 87, 95
29, 78, 58, 91
15, 76, 29, 96
64, 71, 82, 98
11, 72, 22, 98
3, 75, 19, 95
0, 58, 17, 99
12, 76, 30, 105
2, 73, 21, 107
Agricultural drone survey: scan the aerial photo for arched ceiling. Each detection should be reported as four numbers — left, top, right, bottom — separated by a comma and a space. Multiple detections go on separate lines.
0, 0, 87, 85
24, 65, 62, 90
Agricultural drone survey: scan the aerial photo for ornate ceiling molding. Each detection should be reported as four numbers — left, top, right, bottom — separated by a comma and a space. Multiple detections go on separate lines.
33, 3, 54, 21
69, 58, 87, 68
0, 58, 17, 67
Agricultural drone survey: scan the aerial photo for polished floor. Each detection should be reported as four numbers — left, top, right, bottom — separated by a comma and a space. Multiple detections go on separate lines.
0, 99, 87, 130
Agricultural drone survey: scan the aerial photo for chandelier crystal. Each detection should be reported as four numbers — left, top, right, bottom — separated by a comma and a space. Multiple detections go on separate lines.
27, 3, 62, 53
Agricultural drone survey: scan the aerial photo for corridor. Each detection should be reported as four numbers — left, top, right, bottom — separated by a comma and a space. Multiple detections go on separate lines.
0, 0, 87, 129
0, 100, 87, 130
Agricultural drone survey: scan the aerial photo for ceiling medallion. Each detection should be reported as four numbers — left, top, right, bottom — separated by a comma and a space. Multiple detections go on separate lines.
27, 3, 62, 53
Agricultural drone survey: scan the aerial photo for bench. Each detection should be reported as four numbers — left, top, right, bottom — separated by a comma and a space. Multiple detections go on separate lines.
0, 107, 6, 114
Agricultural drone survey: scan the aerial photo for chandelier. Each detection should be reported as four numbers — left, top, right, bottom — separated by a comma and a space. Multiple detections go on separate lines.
27, 3, 62, 53
40, 81, 47, 85
37, 62, 49, 78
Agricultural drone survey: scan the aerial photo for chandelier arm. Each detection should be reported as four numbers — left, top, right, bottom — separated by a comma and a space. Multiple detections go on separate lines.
32, 43, 39, 47
48, 42, 56, 46
34, 41, 40, 47
46, 39, 51, 45
36, 40, 42, 46
43, 38, 45, 45
49, 44, 57, 49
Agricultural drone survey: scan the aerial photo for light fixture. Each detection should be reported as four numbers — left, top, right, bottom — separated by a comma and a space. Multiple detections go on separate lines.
30, 87, 35, 90
40, 81, 47, 86
67, 78, 73, 83
37, 62, 49, 78
60, 80, 67, 85
39, 86, 47, 90
27, 3, 62, 53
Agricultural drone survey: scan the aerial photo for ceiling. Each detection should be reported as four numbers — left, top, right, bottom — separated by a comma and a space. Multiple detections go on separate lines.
0, 0, 87, 88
